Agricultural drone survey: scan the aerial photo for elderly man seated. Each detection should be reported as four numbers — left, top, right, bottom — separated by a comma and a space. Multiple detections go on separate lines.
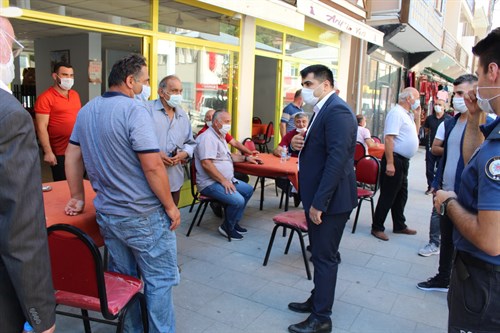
273, 112, 308, 158
194, 110, 261, 240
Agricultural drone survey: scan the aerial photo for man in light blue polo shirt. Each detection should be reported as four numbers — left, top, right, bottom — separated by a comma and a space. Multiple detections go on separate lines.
194, 110, 260, 240
64, 54, 180, 333
149, 75, 196, 206
371, 87, 421, 241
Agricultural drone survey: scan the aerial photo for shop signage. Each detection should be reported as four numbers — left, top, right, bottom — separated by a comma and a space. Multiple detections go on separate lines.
88, 60, 102, 84
297, 0, 384, 46
197, 0, 305, 31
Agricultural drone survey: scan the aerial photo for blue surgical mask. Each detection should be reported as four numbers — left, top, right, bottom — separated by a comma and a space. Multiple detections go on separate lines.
476, 86, 499, 114
135, 84, 151, 102
410, 98, 420, 110
166, 93, 183, 108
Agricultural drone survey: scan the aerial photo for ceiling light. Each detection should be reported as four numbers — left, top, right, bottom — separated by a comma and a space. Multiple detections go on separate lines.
176, 13, 184, 26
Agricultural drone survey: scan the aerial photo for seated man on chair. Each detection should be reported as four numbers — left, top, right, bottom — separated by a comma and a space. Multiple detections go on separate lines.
194, 110, 261, 240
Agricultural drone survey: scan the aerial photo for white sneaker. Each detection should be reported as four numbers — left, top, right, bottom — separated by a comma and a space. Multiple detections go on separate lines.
418, 243, 440, 257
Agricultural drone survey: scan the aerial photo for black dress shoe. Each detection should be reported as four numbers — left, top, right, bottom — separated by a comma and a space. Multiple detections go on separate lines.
288, 317, 332, 333
288, 299, 312, 313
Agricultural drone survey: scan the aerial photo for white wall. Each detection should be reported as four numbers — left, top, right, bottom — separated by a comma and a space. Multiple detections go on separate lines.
34, 33, 102, 104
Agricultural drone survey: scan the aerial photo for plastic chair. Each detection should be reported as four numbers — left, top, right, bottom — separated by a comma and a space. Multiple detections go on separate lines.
187, 158, 230, 241
371, 136, 381, 144
351, 155, 381, 233
253, 121, 274, 153
263, 210, 311, 280
354, 141, 366, 165
47, 224, 148, 333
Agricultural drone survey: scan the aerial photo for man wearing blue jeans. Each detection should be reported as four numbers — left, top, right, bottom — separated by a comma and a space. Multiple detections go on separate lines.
195, 110, 261, 240
64, 54, 181, 333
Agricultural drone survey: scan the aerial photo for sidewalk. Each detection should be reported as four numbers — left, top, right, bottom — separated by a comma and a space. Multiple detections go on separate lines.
56, 147, 448, 332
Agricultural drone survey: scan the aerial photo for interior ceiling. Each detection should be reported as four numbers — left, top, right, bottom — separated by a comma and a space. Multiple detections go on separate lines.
11, 19, 141, 53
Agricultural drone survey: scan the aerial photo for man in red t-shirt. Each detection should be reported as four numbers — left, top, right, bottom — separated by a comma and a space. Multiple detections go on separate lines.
35, 62, 81, 181
273, 112, 308, 158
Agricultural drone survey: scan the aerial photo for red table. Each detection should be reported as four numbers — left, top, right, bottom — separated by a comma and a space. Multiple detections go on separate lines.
368, 143, 385, 159
43, 180, 103, 246
234, 153, 298, 210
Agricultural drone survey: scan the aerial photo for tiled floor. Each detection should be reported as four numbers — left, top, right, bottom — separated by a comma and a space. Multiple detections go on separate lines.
54, 147, 448, 332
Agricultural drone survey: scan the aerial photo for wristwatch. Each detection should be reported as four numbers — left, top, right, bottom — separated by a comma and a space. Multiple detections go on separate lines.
439, 197, 457, 216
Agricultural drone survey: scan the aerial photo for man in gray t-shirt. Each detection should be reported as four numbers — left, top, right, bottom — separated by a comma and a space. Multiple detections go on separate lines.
64, 54, 180, 333
194, 110, 260, 241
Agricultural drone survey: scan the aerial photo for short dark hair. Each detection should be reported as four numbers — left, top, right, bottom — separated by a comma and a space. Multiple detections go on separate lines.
453, 74, 478, 86
53, 62, 72, 73
294, 89, 302, 99
472, 27, 500, 74
300, 64, 334, 87
356, 114, 364, 125
108, 53, 146, 88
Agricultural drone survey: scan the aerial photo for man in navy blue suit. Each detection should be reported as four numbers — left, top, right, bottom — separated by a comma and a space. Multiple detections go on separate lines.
288, 65, 358, 333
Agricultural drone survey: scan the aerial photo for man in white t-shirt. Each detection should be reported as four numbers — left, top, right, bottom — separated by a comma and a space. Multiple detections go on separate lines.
356, 114, 378, 150
371, 87, 421, 241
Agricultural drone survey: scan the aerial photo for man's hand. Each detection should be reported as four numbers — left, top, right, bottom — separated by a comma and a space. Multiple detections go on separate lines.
464, 88, 482, 116
385, 163, 395, 176
413, 105, 422, 120
309, 206, 323, 225
221, 179, 236, 194
41, 324, 56, 333
64, 198, 85, 216
251, 150, 260, 156
246, 155, 262, 165
291, 134, 305, 151
44, 151, 57, 166
170, 151, 188, 165
433, 190, 457, 212
165, 205, 181, 231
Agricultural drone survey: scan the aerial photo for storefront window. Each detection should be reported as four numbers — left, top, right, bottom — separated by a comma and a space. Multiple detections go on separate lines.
158, 0, 239, 45
157, 42, 236, 134
256, 26, 283, 53
286, 35, 339, 67
16, 0, 151, 29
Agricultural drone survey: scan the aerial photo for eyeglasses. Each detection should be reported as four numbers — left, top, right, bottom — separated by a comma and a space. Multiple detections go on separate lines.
1, 30, 24, 58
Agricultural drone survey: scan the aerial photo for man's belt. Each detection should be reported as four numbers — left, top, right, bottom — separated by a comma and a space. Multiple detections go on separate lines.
393, 153, 409, 161
457, 250, 500, 273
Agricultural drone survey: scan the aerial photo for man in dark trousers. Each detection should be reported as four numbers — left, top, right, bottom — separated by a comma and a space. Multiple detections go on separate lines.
0, 15, 56, 333
288, 64, 357, 333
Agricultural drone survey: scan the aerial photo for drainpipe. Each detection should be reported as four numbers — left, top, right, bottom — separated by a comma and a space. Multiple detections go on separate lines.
356, 39, 365, 115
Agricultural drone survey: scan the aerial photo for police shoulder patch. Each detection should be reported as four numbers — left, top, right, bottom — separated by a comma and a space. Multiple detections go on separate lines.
485, 156, 500, 181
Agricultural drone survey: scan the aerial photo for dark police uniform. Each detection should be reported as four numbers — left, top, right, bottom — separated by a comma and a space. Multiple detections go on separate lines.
449, 116, 500, 333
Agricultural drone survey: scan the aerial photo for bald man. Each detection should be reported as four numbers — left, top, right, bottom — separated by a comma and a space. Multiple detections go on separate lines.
0, 16, 56, 333
371, 87, 422, 241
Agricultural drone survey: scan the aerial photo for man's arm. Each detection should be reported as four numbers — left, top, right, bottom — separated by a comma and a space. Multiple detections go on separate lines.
435, 191, 500, 256
431, 138, 444, 156
138, 152, 180, 230
64, 143, 85, 215
200, 159, 235, 194
35, 113, 57, 166
383, 135, 396, 176
413, 106, 422, 135
280, 122, 287, 138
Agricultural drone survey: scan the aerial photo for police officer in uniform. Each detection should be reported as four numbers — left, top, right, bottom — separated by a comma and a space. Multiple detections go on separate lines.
434, 28, 500, 333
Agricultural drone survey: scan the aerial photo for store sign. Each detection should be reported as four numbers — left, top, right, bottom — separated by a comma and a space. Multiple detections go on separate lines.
297, 0, 384, 46
197, 0, 305, 31
88, 60, 102, 84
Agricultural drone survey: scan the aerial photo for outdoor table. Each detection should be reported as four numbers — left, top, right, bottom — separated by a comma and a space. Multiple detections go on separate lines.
368, 143, 385, 159
234, 153, 298, 211
43, 180, 103, 246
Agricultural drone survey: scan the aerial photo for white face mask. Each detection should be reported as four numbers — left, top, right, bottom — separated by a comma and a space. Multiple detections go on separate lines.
296, 127, 307, 133
302, 87, 319, 106
135, 84, 151, 102
476, 86, 500, 114
206, 121, 212, 127
452, 97, 467, 113
410, 98, 420, 110
166, 93, 182, 108
434, 105, 443, 114
219, 123, 231, 136
57, 76, 74, 90
0, 52, 15, 85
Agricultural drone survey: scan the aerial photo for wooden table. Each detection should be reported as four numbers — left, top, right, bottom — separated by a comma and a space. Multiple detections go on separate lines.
43, 180, 103, 246
368, 144, 385, 159
234, 153, 299, 211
